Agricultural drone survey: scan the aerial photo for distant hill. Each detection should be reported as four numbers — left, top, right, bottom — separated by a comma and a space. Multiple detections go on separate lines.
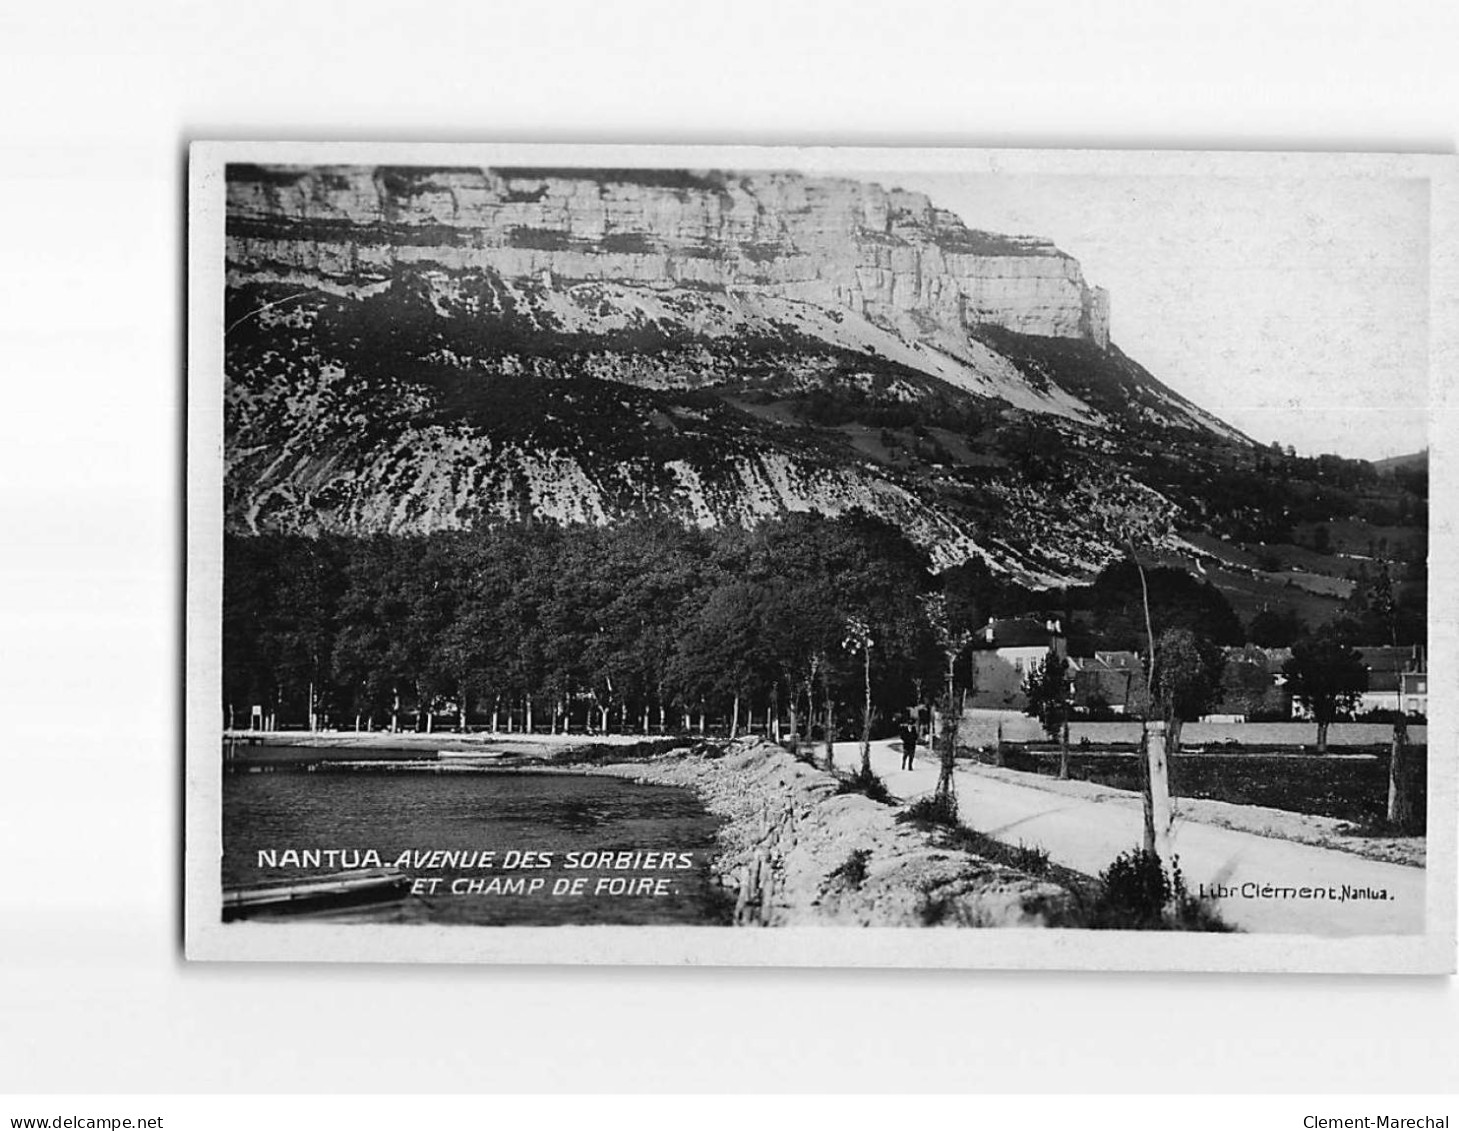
1372, 449, 1428, 473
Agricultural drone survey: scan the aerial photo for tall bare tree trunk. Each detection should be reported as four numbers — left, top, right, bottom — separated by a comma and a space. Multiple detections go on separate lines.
822, 662, 834, 770
860, 647, 873, 777
823, 700, 835, 770
787, 685, 799, 751
1166, 715, 1184, 757
1387, 714, 1413, 829
730, 694, 740, 739
1142, 722, 1174, 863
526, 697, 533, 735
391, 686, 400, 734
1316, 718, 1330, 754
935, 693, 958, 816
1059, 714, 1070, 780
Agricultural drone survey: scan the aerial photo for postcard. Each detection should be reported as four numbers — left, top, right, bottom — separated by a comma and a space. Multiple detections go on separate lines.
185, 142, 1455, 971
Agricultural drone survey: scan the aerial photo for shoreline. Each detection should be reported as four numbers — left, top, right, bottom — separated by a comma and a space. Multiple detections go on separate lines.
223, 728, 656, 752
584, 738, 1075, 928
221, 730, 1424, 870
222, 733, 1074, 927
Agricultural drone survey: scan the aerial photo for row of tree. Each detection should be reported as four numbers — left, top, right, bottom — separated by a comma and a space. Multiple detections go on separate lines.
1021, 625, 1417, 831
225, 513, 946, 739
1023, 627, 1377, 766
224, 512, 1413, 742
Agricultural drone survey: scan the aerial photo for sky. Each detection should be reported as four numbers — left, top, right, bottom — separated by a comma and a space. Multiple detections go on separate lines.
888, 172, 1431, 462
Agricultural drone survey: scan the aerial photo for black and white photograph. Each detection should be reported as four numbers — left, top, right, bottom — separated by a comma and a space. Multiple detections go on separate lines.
184, 144, 1454, 971
7, 0, 1459, 1114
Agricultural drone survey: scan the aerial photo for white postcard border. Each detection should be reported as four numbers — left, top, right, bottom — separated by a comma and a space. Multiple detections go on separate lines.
185, 141, 1457, 972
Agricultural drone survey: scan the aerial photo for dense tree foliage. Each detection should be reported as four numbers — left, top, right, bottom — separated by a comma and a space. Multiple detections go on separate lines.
1069, 562, 1244, 651
1334, 558, 1426, 646
1219, 644, 1287, 721
1247, 607, 1306, 648
1021, 652, 1073, 779
223, 506, 1415, 737
1283, 637, 1368, 754
1151, 627, 1225, 753
223, 513, 944, 736
1021, 654, 1071, 742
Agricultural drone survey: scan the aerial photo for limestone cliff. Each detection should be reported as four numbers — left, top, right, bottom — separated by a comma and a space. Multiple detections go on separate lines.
221, 163, 1249, 584
228, 164, 1111, 350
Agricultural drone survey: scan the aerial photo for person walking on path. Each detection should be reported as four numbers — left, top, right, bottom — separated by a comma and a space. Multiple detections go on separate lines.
899, 719, 918, 770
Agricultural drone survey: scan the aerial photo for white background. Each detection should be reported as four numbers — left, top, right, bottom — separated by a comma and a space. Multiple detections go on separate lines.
2, 0, 1457, 1095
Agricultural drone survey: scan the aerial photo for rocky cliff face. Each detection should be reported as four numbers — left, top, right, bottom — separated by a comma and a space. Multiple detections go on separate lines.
227, 164, 1111, 352
221, 163, 1248, 584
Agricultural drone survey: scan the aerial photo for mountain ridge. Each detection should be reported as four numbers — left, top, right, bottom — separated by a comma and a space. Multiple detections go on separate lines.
223, 164, 1256, 585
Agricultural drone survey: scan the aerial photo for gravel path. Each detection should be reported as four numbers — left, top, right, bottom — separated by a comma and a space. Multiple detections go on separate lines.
839, 739, 1426, 937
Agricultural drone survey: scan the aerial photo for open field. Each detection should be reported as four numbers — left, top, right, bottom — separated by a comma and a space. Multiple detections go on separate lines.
1171, 521, 1423, 631
1157, 539, 1347, 626
983, 747, 1427, 832
1067, 720, 1427, 747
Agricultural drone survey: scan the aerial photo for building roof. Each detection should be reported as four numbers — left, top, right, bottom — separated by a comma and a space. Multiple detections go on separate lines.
1071, 660, 1146, 708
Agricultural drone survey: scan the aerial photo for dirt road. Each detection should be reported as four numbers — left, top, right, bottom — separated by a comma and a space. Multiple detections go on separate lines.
831, 739, 1425, 936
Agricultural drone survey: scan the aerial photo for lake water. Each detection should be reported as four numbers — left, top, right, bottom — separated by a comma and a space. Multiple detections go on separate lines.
223, 769, 730, 926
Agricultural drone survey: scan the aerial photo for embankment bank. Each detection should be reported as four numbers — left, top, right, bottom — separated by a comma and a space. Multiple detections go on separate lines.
588, 738, 1075, 928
